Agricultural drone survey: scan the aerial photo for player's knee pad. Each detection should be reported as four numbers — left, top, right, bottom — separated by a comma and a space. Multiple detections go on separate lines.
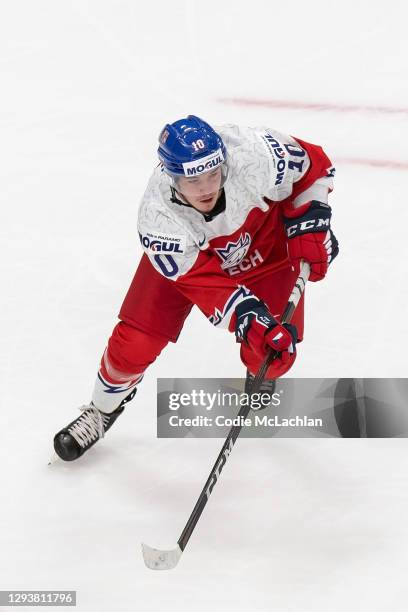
91, 322, 170, 413
107, 321, 170, 373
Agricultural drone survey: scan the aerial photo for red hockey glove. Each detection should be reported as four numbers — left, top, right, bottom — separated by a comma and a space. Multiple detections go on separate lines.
233, 297, 298, 366
284, 201, 339, 282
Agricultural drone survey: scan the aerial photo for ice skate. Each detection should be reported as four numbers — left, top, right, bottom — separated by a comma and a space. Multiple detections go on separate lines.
53, 403, 125, 461
53, 388, 136, 461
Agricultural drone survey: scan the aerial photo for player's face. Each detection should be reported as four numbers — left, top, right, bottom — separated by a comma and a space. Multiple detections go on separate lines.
176, 168, 222, 213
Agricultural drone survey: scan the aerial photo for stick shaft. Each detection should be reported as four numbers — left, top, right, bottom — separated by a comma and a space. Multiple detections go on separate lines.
177, 262, 310, 551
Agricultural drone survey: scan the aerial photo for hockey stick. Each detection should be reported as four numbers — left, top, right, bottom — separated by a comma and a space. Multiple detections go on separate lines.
142, 262, 311, 570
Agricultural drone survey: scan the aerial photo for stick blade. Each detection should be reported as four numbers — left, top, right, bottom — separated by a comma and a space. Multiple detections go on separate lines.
141, 542, 182, 570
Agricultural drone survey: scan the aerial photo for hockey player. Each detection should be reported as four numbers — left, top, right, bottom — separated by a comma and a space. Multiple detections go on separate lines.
54, 116, 338, 461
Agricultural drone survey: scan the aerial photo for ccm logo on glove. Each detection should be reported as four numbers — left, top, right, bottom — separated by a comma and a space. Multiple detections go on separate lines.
284, 200, 339, 282
285, 209, 330, 237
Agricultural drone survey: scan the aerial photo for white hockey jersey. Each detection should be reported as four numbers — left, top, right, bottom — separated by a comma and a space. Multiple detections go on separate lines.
137, 125, 334, 330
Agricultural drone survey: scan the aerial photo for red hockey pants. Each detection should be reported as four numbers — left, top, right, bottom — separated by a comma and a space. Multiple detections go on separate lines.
102, 254, 304, 381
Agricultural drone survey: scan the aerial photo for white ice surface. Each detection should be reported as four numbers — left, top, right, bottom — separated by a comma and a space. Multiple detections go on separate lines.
1, 0, 408, 610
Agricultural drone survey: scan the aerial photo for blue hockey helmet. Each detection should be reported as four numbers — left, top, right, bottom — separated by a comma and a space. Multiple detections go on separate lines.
157, 115, 228, 188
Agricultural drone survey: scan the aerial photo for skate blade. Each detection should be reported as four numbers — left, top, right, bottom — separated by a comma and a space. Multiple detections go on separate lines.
48, 452, 60, 466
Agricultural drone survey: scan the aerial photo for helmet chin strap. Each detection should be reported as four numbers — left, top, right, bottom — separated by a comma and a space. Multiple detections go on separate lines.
170, 187, 193, 208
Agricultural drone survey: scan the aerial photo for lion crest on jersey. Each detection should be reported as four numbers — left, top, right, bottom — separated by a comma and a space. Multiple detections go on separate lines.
214, 233, 252, 269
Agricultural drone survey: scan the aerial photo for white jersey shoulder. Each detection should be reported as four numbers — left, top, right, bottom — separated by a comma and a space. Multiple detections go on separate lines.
137, 167, 201, 280
217, 124, 311, 201
137, 124, 311, 280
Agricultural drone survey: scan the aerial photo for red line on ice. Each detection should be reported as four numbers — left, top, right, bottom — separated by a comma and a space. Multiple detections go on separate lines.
335, 157, 408, 171
218, 97, 408, 171
219, 97, 408, 116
